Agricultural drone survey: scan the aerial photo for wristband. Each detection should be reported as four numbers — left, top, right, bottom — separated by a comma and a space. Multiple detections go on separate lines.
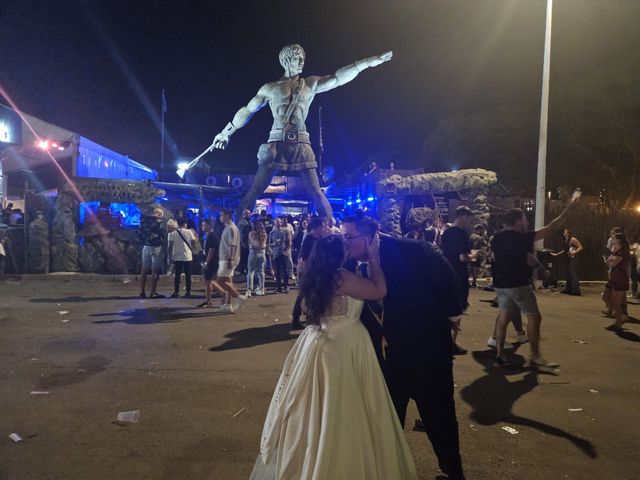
354, 59, 368, 72
222, 122, 236, 136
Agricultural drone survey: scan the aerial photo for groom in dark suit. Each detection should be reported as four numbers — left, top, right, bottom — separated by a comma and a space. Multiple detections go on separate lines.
343, 214, 466, 480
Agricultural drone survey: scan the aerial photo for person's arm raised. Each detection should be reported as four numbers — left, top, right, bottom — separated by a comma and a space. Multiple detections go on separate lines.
312, 51, 393, 94
211, 85, 270, 150
534, 199, 579, 242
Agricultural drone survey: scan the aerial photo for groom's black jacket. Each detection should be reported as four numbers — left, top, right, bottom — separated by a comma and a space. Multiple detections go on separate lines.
351, 236, 462, 366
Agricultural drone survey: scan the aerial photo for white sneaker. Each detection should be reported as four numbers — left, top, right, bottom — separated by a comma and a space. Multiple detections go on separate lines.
255, 288, 265, 296
217, 303, 234, 314
516, 332, 529, 343
231, 294, 248, 312
487, 336, 514, 350
245, 290, 252, 298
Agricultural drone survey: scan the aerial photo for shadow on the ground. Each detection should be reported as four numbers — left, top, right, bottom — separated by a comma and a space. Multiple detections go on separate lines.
91, 307, 220, 325
210, 323, 297, 352
460, 350, 597, 458
32, 295, 146, 303
610, 328, 640, 342
35, 355, 111, 390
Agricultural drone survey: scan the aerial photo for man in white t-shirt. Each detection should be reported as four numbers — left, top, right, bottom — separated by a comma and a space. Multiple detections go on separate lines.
217, 209, 247, 313
168, 218, 195, 297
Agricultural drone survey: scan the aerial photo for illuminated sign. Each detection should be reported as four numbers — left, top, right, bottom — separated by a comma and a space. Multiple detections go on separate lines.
0, 106, 22, 146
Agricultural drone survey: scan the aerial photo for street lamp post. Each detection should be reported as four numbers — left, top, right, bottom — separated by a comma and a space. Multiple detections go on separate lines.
535, 0, 553, 249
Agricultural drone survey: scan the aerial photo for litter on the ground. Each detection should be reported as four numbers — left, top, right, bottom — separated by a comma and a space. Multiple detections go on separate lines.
116, 410, 140, 423
589, 389, 599, 394
568, 408, 583, 412
57, 311, 69, 316
122, 279, 131, 284
9, 433, 22, 442
572, 339, 588, 345
61, 319, 70, 323
232, 407, 246, 418
501, 426, 519, 435
29, 391, 49, 396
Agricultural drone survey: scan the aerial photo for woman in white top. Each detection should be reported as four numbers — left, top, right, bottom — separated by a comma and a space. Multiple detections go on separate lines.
250, 234, 417, 480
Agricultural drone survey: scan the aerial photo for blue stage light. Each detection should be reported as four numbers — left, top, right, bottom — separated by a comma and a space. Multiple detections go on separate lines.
355, 198, 362, 204
346, 201, 353, 206
367, 196, 374, 202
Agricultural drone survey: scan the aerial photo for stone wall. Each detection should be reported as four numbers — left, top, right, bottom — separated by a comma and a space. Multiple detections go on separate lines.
377, 168, 498, 236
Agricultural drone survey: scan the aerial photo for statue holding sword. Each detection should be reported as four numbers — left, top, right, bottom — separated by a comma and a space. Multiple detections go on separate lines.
205, 44, 392, 220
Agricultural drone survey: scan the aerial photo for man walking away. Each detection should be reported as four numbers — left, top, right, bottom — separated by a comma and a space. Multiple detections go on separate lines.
441, 206, 476, 355
198, 220, 226, 308
290, 216, 327, 329
217, 209, 247, 313
492, 199, 578, 368
139, 208, 166, 298
168, 218, 195, 298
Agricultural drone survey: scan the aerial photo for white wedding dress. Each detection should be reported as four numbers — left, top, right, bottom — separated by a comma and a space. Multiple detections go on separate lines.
250, 295, 417, 480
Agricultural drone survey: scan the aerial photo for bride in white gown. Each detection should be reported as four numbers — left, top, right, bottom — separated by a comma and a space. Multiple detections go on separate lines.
250, 234, 417, 480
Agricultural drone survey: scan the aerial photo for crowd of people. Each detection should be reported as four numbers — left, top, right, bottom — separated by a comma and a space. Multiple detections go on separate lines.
137, 207, 339, 314
128, 199, 640, 479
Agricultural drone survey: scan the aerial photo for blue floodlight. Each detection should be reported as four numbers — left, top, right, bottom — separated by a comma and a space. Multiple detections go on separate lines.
367, 196, 374, 202
346, 201, 354, 206
355, 198, 362, 204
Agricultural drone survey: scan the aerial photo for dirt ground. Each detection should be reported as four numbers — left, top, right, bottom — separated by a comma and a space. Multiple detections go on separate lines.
0, 275, 638, 480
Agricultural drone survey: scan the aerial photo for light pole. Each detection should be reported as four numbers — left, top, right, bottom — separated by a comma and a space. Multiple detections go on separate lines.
534, 0, 553, 249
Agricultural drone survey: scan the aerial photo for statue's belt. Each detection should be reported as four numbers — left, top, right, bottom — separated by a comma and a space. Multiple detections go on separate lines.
268, 129, 310, 144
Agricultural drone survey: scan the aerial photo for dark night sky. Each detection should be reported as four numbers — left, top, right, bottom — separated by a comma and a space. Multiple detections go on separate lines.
1, 0, 639, 177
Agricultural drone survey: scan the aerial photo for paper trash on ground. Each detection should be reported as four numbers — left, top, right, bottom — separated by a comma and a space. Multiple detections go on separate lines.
9, 433, 23, 442
501, 426, 519, 435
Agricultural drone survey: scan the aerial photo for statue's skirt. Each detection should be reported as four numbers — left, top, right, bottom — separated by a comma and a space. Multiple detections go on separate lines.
257, 142, 317, 172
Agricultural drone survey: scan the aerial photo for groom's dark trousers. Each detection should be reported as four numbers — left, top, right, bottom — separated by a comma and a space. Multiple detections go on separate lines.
358, 237, 466, 480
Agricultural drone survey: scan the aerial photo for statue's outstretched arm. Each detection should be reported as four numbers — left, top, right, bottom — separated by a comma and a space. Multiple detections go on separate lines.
313, 51, 393, 94
211, 86, 269, 150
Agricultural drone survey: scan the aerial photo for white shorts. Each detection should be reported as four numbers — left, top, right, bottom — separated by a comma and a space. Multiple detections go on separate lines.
217, 260, 238, 278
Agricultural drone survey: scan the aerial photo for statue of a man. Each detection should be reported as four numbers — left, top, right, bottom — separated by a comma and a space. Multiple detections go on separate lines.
211, 44, 393, 220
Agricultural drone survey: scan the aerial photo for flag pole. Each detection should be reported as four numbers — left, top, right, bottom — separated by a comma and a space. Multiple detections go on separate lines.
161, 89, 166, 170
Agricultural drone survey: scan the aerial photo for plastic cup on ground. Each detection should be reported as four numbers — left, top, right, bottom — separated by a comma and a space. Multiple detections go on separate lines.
117, 410, 140, 423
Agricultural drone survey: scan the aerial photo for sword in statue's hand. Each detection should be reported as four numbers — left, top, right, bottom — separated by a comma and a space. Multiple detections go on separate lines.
175, 141, 216, 179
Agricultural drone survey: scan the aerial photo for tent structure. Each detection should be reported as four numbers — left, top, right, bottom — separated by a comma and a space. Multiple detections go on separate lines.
0, 104, 156, 202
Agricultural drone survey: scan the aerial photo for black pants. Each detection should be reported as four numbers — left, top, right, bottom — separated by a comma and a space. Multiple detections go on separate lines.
291, 291, 303, 323
174, 261, 192, 293
239, 246, 249, 274
563, 257, 581, 295
273, 255, 290, 291
385, 354, 465, 479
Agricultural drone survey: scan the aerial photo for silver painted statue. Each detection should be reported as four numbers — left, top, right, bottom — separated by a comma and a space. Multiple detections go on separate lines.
211, 44, 393, 220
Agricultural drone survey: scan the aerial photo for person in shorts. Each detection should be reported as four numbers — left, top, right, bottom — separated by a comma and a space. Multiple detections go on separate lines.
491, 200, 577, 368
217, 209, 247, 313
198, 220, 226, 308
139, 208, 166, 298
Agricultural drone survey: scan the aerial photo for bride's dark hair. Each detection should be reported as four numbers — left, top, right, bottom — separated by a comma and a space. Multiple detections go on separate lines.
300, 235, 345, 326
